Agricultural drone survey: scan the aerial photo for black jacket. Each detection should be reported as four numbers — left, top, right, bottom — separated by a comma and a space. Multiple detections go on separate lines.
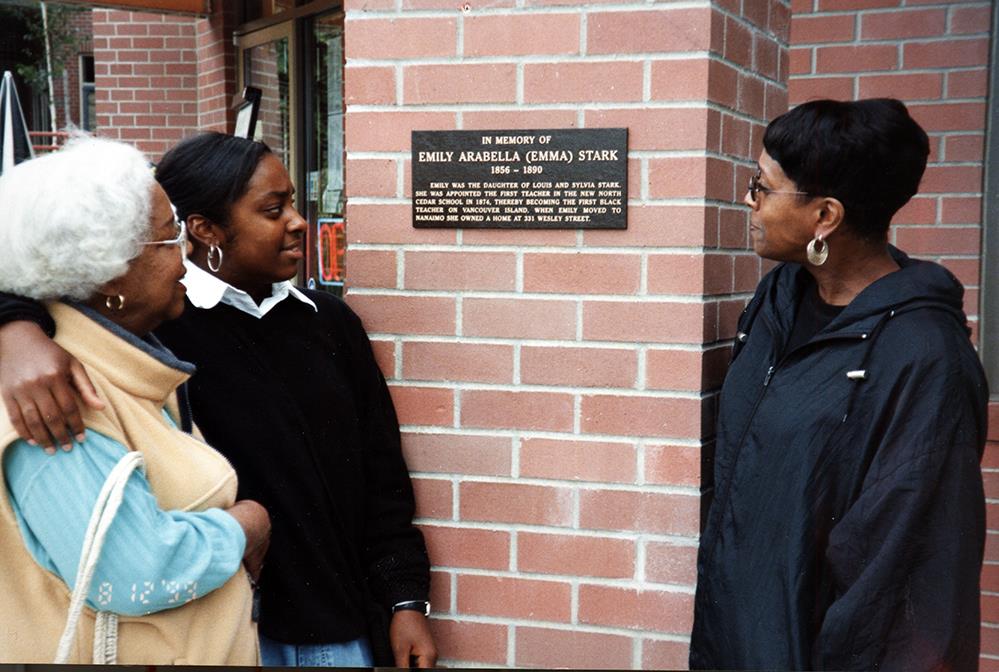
690, 247, 988, 671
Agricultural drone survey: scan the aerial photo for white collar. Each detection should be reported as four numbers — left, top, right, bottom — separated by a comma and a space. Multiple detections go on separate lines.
181, 260, 317, 319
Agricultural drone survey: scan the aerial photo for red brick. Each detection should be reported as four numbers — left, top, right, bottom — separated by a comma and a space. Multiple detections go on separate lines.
516, 627, 632, 668
346, 204, 456, 246
463, 298, 576, 339
428, 569, 450, 612
584, 205, 708, 248
817, 0, 899, 8
951, 6, 992, 35
985, 593, 999, 624
369, 339, 395, 378
580, 489, 700, 535
581, 394, 702, 438
858, 73, 942, 100
461, 228, 577, 246
520, 438, 636, 483
908, 103, 987, 132
522, 252, 640, 295
583, 300, 705, 344
904, 38, 989, 69
643, 639, 691, 669
861, 8, 945, 39
413, 477, 453, 519
404, 63, 517, 104
428, 619, 507, 665
920, 164, 984, 192
403, 432, 512, 476
524, 61, 643, 103
461, 109, 578, 130
940, 258, 981, 287
461, 480, 574, 526
738, 72, 766, 119
791, 14, 855, 43
578, 584, 694, 632
585, 107, 710, 151
346, 294, 456, 336
421, 525, 510, 570
940, 197, 983, 225
721, 112, 753, 158
588, 7, 714, 54
949, 69, 989, 99
989, 403, 999, 442
893, 197, 938, 226
647, 156, 733, 201
983, 564, 999, 593
458, 574, 571, 621
404, 251, 516, 291
519, 532, 636, 578
893, 227, 981, 256
725, 16, 753, 69
645, 541, 698, 585
403, 341, 514, 384
789, 47, 813, 76
816, 44, 898, 73
345, 18, 457, 59
344, 66, 396, 105
650, 58, 710, 102
520, 345, 637, 389
346, 110, 455, 153
344, 249, 397, 289
649, 253, 733, 295
388, 385, 454, 426
790, 76, 855, 106
465, 14, 580, 56
461, 390, 574, 432
345, 158, 397, 199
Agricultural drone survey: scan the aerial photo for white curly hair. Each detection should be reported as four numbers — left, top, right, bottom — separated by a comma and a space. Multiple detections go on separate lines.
0, 136, 154, 300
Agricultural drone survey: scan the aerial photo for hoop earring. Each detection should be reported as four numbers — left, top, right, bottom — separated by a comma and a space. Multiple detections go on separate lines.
806, 236, 828, 266
207, 243, 223, 273
105, 294, 125, 311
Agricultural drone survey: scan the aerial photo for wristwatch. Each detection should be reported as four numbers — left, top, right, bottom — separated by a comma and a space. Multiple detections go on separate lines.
392, 600, 431, 617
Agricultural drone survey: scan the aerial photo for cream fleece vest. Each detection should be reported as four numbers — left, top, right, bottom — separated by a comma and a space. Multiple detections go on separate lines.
0, 302, 258, 664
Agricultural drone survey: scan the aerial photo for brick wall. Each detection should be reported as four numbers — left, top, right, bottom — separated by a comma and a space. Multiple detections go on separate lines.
92, 3, 235, 160
343, 1, 789, 666
787, 1, 995, 669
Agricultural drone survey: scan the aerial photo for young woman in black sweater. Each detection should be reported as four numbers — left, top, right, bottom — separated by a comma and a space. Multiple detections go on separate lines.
0, 133, 436, 668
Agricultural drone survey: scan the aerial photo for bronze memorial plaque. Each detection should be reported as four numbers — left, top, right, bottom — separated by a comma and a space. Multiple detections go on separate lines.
411, 128, 628, 229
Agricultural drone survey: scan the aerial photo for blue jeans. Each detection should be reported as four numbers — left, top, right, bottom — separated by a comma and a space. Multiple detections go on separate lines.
259, 632, 375, 667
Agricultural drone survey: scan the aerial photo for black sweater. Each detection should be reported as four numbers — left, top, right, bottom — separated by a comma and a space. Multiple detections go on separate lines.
0, 290, 430, 649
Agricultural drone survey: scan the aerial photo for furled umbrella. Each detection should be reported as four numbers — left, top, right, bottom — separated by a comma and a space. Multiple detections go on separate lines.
0, 70, 36, 176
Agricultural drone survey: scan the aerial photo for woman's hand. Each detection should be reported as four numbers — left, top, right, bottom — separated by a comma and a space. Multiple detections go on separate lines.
225, 499, 271, 581
0, 321, 104, 452
390, 609, 438, 668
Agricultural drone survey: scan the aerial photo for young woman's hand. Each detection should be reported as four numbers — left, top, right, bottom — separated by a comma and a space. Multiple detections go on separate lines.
226, 499, 271, 581
0, 321, 104, 452
390, 609, 438, 668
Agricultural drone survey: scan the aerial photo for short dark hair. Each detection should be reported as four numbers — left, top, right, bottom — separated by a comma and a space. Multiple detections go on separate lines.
155, 132, 272, 228
762, 98, 929, 242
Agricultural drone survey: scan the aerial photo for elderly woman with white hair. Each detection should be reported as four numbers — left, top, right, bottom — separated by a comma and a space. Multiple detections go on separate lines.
0, 137, 269, 664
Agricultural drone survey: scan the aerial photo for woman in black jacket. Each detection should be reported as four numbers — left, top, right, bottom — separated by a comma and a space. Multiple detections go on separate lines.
0, 133, 435, 668
689, 99, 988, 671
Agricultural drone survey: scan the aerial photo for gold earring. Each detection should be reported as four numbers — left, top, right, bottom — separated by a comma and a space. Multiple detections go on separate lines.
105, 294, 126, 311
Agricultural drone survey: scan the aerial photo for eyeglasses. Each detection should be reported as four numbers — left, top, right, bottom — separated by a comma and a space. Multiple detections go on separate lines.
142, 217, 188, 261
747, 171, 811, 202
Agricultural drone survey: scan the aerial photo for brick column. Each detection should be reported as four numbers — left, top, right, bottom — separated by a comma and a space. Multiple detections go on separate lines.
343, 1, 790, 666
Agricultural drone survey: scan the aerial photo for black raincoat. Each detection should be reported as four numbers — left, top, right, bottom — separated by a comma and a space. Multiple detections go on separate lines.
690, 247, 988, 671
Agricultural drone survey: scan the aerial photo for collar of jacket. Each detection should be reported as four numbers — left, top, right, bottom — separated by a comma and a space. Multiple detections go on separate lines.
47, 301, 194, 405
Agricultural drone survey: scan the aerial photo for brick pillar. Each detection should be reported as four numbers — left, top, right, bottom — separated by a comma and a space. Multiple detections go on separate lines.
343, 1, 789, 666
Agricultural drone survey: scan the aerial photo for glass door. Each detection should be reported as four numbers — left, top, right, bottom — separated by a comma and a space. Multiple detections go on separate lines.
237, 21, 297, 176
302, 11, 345, 295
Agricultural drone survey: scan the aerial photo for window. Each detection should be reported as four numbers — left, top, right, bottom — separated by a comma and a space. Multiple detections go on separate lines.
79, 54, 95, 131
